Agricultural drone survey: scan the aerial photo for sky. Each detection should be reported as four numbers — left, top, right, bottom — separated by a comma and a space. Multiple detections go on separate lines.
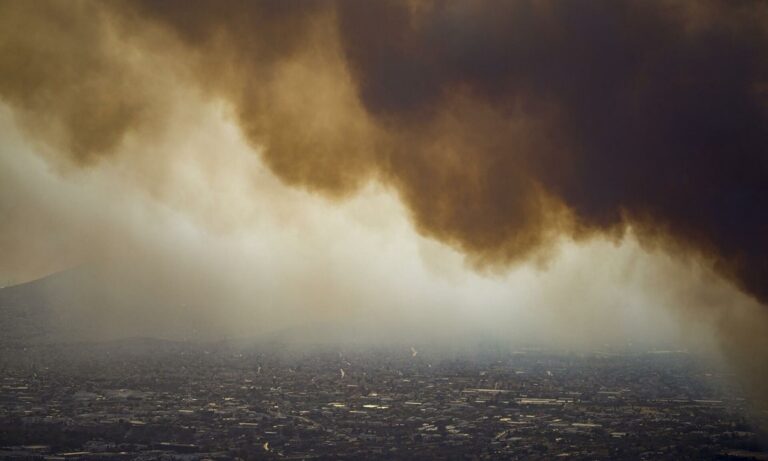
1, 0, 767, 399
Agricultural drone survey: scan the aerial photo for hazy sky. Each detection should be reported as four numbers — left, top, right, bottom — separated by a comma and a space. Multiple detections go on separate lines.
1, 0, 767, 398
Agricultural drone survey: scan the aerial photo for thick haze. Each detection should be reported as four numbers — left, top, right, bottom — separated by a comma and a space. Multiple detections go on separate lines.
1, 1, 767, 401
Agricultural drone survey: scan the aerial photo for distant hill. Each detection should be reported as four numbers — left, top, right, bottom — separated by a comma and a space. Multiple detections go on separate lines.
0, 269, 193, 352
0, 270, 78, 345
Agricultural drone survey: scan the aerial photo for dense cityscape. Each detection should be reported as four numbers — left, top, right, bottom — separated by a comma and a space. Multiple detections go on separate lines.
1, 340, 766, 460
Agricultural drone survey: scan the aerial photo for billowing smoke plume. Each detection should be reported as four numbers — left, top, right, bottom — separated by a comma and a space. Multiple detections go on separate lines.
1, 0, 765, 305
335, 1, 768, 301
3, 0, 768, 410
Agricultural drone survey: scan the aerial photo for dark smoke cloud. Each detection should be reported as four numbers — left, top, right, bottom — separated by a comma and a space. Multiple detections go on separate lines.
336, 0, 768, 299
0, 0, 767, 305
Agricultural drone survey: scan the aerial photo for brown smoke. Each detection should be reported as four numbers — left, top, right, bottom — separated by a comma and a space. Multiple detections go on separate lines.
108, 2, 768, 304
0, 1, 155, 163
1, 0, 766, 301
1, 3, 767, 318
